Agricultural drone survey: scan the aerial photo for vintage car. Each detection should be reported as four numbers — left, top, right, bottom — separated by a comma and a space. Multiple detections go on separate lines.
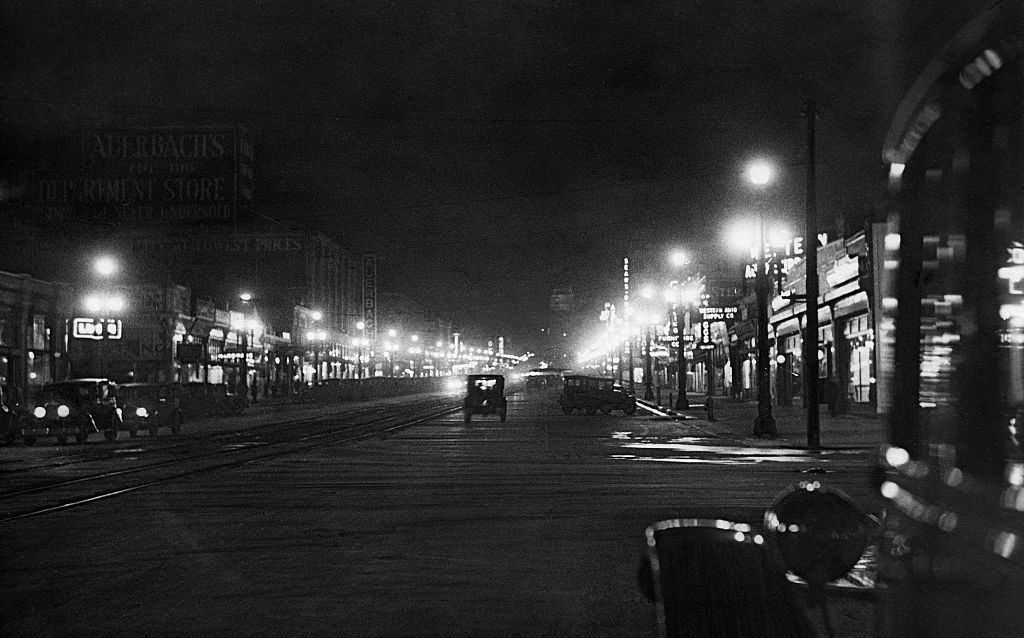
23, 378, 123, 445
119, 382, 185, 437
1, 384, 23, 445
463, 374, 507, 423
558, 375, 637, 416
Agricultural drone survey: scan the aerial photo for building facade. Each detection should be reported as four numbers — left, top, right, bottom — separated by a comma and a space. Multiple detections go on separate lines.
0, 271, 73, 403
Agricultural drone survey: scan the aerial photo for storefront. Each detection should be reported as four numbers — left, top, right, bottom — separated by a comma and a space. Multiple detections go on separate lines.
0, 271, 73, 401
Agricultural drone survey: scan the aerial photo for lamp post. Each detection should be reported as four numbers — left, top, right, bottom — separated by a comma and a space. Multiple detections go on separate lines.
236, 292, 257, 406
643, 321, 655, 401
85, 256, 124, 379
668, 250, 695, 410
356, 321, 366, 380
746, 161, 778, 437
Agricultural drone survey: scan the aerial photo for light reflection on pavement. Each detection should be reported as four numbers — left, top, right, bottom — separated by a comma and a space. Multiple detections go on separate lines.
610, 435, 870, 466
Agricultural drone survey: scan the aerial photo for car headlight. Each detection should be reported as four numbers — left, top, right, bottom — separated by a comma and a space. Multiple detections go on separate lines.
445, 379, 463, 394
135, 407, 148, 418
34, 406, 46, 419
57, 405, 70, 418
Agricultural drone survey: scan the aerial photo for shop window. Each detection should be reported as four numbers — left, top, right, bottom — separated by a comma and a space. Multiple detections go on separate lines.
27, 351, 50, 387
32, 314, 48, 350
0, 310, 15, 347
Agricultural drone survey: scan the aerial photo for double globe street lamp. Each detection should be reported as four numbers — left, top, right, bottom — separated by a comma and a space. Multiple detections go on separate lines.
737, 161, 779, 437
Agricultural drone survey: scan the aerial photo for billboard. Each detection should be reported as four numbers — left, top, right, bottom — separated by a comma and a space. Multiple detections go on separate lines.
28, 127, 253, 226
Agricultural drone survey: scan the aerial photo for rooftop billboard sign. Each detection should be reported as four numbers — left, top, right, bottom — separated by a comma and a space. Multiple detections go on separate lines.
29, 126, 253, 226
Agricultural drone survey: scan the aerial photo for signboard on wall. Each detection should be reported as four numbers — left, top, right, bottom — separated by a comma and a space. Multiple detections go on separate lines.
72, 317, 122, 340
362, 254, 377, 340
28, 126, 253, 226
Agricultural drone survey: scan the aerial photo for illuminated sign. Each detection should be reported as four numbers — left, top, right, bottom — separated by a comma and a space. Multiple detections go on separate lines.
698, 306, 739, 321
363, 254, 377, 340
72, 317, 122, 340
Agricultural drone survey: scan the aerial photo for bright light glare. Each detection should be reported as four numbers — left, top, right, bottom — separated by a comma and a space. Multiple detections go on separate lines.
880, 481, 900, 499
885, 446, 910, 467
311, 310, 323, 321
747, 162, 773, 185
767, 227, 791, 248
107, 296, 125, 313
94, 256, 117, 277
670, 250, 689, 267
725, 221, 758, 252
239, 292, 253, 302
84, 295, 103, 313
356, 321, 366, 330
387, 328, 397, 338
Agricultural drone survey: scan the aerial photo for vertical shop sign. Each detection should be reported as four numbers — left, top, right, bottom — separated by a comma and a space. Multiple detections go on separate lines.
362, 254, 377, 340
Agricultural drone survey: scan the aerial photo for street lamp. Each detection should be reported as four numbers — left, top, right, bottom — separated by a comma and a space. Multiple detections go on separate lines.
307, 329, 327, 383
87, 256, 124, 379
356, 320, 366, 380
410, 334, 420, 377
236, 292, 261, 405
666, 278, 703, 410
744, 161, 778, 436
667, 250, 696, 410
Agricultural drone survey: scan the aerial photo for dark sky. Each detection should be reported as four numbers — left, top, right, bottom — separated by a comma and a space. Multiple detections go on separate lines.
0, 0, 970, 350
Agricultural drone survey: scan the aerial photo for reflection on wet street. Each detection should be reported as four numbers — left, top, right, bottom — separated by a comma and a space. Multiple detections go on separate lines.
609, 431, 870, 466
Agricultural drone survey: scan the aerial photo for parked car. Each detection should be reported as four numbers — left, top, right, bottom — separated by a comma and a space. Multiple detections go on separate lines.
558, 375, 637, 416
119, 382, 185, 437
23, 378, 123, 445
1, 385, 24, 445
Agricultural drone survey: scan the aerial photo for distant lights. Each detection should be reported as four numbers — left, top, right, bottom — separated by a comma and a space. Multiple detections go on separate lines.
959, 48, 1003, 90
746, 161, 773, 185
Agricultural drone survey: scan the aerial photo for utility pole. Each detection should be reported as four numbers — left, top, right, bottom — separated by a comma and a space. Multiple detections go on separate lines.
804, 97, 821, 448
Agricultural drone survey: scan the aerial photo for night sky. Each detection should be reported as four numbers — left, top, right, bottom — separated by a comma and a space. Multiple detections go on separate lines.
0, 1, 967, 350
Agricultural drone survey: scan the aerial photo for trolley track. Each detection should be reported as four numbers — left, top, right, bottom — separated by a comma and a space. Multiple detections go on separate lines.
0, 400, 459, 524
0, 401, 409, 476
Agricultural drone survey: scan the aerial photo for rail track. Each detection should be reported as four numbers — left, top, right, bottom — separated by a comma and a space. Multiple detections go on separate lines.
0, 398, 459, 524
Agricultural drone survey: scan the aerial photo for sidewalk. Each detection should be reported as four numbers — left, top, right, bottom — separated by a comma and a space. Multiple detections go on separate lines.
640, 394, 887, 450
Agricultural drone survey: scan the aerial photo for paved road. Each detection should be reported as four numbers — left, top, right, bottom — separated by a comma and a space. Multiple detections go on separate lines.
2, 388, 881, 637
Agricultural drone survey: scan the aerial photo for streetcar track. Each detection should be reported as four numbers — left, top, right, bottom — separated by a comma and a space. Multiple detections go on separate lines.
1, 402, 459, 523
0, 402, 399, 476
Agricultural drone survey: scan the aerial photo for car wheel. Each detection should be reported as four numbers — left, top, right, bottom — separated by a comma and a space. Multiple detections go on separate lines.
624, 404, 637, 416
464, 411, 471, 424
75, 429, 88, 444
5, 431, 18, 445
500, 408, 507, 422
56, 433, 68, 445
171, 413, 183, 436
23, 435, 36, 446
600, 406, 611, 415
585, 406, 596, 415
129, 426, 138, 438
149, 423, 159, 437
104, 428, 118, 442
561, 406, 572, 415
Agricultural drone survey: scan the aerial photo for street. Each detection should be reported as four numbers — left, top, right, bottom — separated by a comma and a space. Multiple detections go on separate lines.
2, 388, 879, 637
